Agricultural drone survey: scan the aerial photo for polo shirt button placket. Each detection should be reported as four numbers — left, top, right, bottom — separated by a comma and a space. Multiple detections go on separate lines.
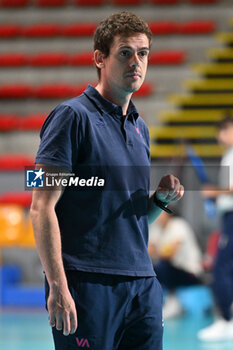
126, 116, 135, 147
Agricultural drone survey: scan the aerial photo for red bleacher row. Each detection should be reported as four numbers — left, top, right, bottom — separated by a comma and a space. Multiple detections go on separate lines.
0, 190, 32, 208
0, 81, 154, 99
0, 0, 219, 8
0, 51, 186, 67
0, 21, 215, 38
0, 114, 47, 131
0, 154, 35, 171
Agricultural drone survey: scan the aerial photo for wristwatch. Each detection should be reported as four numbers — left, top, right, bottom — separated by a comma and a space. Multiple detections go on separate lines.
153, 193, 173, 214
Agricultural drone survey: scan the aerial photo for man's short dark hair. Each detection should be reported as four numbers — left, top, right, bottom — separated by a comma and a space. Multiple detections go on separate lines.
94, 11, 152, 78
218, 112, 233, 131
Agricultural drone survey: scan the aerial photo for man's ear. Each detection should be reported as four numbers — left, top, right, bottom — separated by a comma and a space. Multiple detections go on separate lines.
94, 50, 105, 69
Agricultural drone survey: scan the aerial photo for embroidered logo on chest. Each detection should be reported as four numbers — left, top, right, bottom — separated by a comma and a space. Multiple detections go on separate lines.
135, 126, 143, 138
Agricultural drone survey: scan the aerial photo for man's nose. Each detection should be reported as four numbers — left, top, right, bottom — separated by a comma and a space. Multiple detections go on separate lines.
130, 52, 140, 68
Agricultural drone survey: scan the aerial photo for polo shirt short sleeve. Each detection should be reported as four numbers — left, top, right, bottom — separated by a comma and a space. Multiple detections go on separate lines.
35, 105, 80, 171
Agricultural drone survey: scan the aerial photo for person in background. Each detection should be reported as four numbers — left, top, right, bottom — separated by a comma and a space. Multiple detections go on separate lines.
148, 210, 203, 319
198, 115, 233, 341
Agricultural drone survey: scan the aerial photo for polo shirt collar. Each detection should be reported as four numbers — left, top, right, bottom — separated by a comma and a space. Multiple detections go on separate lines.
83, 85, 139, 121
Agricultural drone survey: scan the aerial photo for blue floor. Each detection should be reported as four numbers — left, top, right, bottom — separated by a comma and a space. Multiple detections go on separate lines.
164, 314, 233, 350
0, 310, 233, 350
0, 310, 53, 350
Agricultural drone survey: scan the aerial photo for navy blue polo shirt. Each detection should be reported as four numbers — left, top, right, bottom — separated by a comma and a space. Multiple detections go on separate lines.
35, 85, 155, 277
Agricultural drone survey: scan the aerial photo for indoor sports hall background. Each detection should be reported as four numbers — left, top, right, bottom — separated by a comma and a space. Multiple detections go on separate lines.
0, 0, 233, 349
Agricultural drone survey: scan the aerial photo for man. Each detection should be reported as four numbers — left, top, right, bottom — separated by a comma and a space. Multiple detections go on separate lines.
198, 115, 233, 341
30, 12, 184, 350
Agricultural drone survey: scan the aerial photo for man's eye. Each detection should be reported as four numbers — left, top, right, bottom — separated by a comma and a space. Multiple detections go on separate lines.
138, 51, 148, 58
120, 51, 131, 57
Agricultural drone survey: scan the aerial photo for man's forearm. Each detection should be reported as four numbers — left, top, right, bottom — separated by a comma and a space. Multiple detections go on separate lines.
148, 193, 163, 225
30, 205, 68, 290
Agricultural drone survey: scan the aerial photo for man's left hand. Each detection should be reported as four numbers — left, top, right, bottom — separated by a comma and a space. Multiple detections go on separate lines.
155, 174, 184, 204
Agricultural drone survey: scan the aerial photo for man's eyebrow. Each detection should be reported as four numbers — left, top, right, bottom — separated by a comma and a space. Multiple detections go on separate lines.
138, 47, 150, 51
118, 46, 150, 51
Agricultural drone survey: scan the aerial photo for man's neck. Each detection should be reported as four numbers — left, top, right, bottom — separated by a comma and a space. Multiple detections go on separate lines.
95, 83, 132, 116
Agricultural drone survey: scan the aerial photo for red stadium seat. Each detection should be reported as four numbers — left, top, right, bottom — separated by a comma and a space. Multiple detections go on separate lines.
0, 51, 186, 67
0, 192, 32, 208
0, 154, 34, 171
189, 0, 218, 3
22, 24, 61, 37
29, 52, 68, 66
34, 83, 92, 99
0, 53, 28, 67
0, 115, 18, 131
17, 114, 47, 130
0, 25, 21, 38
0, 0, 28, 7
0, 84, 32, 99
33, 83, 74, 98
150, 0, 180, 4
112, 0, 143, 5
62, 23, 97, 37
0, 114, 46, 130
134, 82, 154, 97
149, 50, 186, 65
0, 21, 217, 41
74, 0, 104, 5
177, 21, 215, 34
0, 82, 154, 100
0, 21, 216, 40
148, 22, 177, 35
33, 82, 153, 99
71, 83, 92, 97
36, 0, 67, 6
69, 52, 93, 66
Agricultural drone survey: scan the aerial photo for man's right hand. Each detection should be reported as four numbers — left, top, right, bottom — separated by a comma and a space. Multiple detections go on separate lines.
48, 283, 78, 336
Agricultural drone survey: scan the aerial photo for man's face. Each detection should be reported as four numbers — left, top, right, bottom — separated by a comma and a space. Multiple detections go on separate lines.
100, 33, 149, 94
218, 124, 233, 147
